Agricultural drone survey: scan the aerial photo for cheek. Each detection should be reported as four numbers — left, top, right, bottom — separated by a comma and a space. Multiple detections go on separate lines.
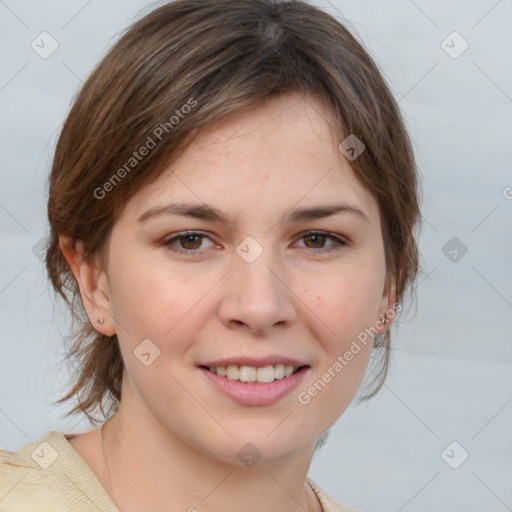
108, 259, 226, 378
298, 271, 378, 420
312, 344, 373, 427
306, 263, 384, 417
108, 246, 202, 336
304, 262, 384, 342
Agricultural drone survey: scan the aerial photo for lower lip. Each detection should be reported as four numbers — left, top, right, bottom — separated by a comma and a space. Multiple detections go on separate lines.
199, 366, 310, 406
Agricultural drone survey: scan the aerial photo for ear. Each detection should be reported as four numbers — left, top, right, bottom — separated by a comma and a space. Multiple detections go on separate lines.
59, 234, 116, 336
375, 275, 398, 335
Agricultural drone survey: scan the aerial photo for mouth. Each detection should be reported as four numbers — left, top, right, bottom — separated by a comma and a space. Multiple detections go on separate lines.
198, 364, 309, 384
198, 363, 311, 406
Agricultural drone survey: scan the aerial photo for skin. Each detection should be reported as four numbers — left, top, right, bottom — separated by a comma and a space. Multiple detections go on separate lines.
60, 92, 396, 512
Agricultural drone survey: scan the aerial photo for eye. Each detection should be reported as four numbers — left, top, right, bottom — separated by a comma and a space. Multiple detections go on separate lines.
162, 231, 217, 254
294, 231, 347, 253
161, 230, 347, 256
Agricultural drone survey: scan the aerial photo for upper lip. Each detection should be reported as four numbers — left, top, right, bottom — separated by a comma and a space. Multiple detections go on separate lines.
199, 356, 310, 368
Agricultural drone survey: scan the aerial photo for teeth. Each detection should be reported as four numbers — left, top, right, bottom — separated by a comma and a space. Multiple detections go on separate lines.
207, 364, 300, 383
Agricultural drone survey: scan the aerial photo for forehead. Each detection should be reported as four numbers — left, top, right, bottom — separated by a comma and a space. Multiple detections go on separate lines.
121, 92, 379, 225
186, 93, 345, 171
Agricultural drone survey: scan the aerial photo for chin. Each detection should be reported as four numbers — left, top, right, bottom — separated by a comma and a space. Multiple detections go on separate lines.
199, 427, 314, 468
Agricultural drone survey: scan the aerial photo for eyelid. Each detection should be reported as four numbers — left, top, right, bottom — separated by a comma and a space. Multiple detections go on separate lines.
162, 230, 348, 255
293, 230, 348, 251
162, 230, 219, 253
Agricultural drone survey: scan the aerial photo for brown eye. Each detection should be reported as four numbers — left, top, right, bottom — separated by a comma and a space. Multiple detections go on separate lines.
163, 231, 216, 254
303, 233, 327, 249
177, 234, 203, 250
295, 231, 347, 253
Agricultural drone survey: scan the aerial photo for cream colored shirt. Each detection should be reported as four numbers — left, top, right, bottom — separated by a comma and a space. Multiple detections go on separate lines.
0, 431, 360, 511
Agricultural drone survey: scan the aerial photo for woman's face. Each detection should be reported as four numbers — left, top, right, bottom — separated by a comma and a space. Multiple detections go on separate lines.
96, 92, 394, 464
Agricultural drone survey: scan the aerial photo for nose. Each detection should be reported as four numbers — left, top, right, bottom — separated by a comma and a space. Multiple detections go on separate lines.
217, 239, 298, 335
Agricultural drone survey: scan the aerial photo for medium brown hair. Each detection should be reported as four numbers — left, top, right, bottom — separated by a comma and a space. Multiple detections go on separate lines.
46, 0, 421, 424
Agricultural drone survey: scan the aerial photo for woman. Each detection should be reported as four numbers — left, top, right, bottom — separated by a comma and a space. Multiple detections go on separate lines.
0, 1, 420, 510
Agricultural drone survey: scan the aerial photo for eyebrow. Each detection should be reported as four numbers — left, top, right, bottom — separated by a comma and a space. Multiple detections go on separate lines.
137, 202, 369, 227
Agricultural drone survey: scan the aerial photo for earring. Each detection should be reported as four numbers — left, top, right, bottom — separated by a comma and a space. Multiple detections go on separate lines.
98, 316, 104, 325
380, 313, 388, 325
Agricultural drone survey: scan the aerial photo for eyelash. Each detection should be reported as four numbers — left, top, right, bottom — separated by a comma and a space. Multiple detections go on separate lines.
162, 230, 347, 255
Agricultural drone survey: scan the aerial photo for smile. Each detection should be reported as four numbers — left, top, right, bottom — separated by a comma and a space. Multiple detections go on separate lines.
203, 364, 305, 384
199, 365, 310, 406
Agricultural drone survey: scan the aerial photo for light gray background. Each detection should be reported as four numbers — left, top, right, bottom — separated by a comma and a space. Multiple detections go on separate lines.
0, 1, 511, 511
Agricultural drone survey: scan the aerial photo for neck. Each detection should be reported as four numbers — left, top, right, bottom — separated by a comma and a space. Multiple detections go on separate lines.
100, 395, 322, 512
